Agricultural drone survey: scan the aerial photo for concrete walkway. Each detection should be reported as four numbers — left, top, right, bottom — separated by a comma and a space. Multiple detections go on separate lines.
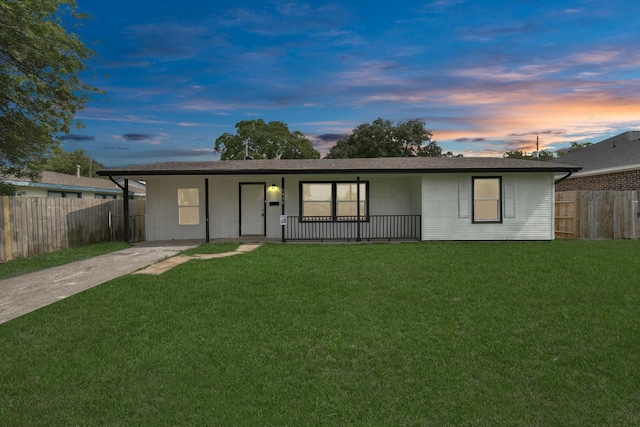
0, 243, 197, 324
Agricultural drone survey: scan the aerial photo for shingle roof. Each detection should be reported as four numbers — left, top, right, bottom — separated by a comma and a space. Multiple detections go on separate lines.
4, 171, 120, 192
98, 157, 580, 177
39, 171, 121, 190
550, 131, 640, 174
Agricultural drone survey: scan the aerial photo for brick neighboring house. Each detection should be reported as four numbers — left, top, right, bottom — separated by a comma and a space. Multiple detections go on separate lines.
552, 131, 640, 191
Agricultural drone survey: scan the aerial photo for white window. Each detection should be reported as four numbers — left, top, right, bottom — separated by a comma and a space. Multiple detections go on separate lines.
473, 177, 502, 223
301, 181, 368, 221
336, 183, 367, 218
301, 183, 332, 218
178, 188, 199, 225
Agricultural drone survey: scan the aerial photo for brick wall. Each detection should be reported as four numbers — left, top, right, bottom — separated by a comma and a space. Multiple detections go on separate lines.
556, 169, 640, 191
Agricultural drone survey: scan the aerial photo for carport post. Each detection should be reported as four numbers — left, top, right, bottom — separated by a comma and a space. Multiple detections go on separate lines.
205, 178, 210, 242
281, 176, 285, 243
123, 179, 130, 243
107, 175, 131, 243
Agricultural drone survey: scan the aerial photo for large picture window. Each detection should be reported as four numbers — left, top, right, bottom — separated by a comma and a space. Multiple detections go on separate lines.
178, 188, 199, 225
301, 181, 368, 221
472, 177, 502, 223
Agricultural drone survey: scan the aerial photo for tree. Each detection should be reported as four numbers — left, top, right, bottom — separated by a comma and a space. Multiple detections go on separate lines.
503, 150, 528, 160
0, 180, 16, 196
43, 146, 105, 177
0, 0, 100, 183
214, 119, 320, 160
503, 150, 555, 161
557, 141, 593, 156
325, 118, 455, 158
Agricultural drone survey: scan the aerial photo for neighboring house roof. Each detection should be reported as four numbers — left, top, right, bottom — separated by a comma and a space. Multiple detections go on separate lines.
98, 157, 580, 177
550, 131, 640, 176
3, 171, 121, 194
114, 177, 147, 196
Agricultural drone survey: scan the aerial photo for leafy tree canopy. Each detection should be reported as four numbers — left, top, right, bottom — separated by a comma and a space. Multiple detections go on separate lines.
214, 119, 320, 160
0, 0, 100, 182
0, 180, 16, 196
503, 150, 555, 161
325, 118, 458, 158
557, 141, 593, 156
43, 146, 105, 177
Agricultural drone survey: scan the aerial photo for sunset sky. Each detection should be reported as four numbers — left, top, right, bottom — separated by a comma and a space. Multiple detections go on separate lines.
69, 0, 640, 167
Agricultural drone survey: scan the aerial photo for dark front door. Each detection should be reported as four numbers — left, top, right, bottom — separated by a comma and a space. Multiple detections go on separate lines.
240, 183, 266, 236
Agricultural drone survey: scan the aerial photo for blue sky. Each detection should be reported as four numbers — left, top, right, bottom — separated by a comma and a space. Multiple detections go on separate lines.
69, 0, 640, 167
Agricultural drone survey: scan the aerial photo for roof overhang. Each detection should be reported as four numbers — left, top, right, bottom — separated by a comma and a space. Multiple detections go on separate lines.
569, 164, 640, 178
97, 158, 581, 178
1, 178, 121, 194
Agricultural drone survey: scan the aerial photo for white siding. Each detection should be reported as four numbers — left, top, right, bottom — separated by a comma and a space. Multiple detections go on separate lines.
143, 172, 554, 241
146, 177, 206, 240
209, 175, 282, 239
145, 174, 422, 241
209, 176, 240, 239
17, 188, 49, 197
422, 173, 555, 240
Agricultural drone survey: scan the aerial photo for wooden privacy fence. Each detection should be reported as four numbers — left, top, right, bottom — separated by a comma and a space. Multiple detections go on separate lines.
555, 191, 640, 239
1, 197, 145, 262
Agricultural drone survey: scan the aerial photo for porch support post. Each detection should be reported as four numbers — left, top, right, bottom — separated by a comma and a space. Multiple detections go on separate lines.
281, 176, 285, 243
205, 178, 210, 243
107, 175, 130, 243
123, 179, 130, 243
356, 176, 361, 242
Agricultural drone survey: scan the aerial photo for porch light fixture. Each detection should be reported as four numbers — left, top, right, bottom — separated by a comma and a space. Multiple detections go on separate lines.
271, 183, 277, 190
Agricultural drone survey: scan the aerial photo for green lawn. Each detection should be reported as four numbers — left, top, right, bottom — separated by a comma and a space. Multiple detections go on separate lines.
1, 241, 639, 425
0, 242, 130, 280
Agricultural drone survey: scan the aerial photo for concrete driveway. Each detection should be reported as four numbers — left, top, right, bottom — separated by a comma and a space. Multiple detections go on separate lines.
0, 242, 198, 324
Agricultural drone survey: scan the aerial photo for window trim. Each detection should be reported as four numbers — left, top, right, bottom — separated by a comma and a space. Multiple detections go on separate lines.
48, 190, 81, 198
95, 194, 117, 200
177, 188, 200, 226
471, 176, 503, 224
299, 181, 369, 222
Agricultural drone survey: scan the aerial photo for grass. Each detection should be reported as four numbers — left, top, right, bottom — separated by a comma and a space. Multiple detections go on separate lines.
1, 240, 639, 425
0, 242, 130, 280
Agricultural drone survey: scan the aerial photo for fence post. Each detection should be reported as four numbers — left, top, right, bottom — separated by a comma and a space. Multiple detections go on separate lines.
2, 196, 12, 261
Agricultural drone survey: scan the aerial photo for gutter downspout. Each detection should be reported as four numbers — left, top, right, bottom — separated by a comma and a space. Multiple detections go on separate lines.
555, 171, 573, 185
108, 175, 130, 243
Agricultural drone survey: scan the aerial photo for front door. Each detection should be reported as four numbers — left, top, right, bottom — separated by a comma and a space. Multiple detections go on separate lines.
240, 183, 266, 236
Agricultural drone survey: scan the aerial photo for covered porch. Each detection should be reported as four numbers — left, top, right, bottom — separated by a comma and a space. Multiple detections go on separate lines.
282, 214, 421, 242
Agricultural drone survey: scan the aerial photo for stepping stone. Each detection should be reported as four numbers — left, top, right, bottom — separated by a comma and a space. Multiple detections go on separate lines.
134, 255, 192, 275
134, 243, 263, 275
